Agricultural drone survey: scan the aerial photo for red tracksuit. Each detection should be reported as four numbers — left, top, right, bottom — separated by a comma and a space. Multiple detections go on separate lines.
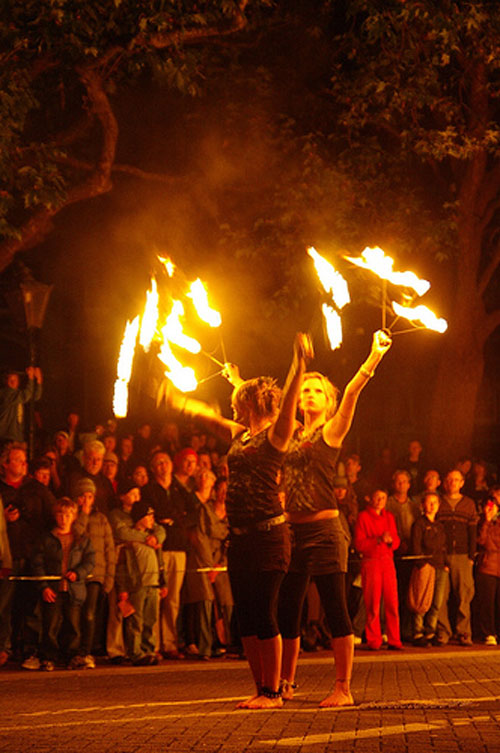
354, 507, 402, 649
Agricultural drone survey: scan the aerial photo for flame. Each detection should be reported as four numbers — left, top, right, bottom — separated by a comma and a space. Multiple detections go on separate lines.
158, 340, 198, 392
163, 300, 201, 354
392, 301, 448, 333
139, 277, 159, 352
187, 278, 222, 327
322, 303, 343, 350
158, 255, 175, 277
113, 315, 140, 417
308, 247, 350, 309
345, 247, 430, 297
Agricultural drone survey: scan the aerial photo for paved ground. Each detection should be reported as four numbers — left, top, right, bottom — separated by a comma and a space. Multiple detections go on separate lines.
2, 645, 500, 752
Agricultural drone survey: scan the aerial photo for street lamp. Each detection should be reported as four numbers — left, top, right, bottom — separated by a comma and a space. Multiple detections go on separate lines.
20, 278, 52, 458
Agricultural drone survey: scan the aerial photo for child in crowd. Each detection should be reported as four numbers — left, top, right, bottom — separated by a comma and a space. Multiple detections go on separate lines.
115, 499, 166, 665
409, 492, 449, 646
32, 497, 95, 671
73, 478, 115, 667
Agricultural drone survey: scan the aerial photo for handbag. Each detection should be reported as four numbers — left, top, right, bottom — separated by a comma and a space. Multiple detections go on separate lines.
407, 562, 435, 614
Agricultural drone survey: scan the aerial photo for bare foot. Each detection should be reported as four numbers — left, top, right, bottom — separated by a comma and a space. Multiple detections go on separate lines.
236, 694, 258, 709
246, 694, 283, 709
319, 685, 354, 708
280, 680, 296, 701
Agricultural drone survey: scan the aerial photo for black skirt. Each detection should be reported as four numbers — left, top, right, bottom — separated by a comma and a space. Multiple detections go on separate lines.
288, 517, 350, 575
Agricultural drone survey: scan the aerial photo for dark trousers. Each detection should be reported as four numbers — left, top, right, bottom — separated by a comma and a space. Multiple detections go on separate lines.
81, 582, 102, 655
475, 572, 500, 639
41, 593, 81, 662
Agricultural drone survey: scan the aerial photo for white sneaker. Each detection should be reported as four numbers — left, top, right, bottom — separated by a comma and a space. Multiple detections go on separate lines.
21, 655, 40, 670
484, 635, 497, 646
83, 654, 96, 668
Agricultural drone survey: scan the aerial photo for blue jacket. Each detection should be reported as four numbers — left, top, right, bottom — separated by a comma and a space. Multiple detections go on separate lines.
32, 530, 95, 606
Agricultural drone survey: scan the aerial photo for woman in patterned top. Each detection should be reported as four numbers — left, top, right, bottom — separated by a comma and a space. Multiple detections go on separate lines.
278, 329, 392, 707
163, 333, 312, 709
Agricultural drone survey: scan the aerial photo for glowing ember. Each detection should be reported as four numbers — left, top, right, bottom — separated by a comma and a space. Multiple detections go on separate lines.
158, 340, 198, 392
187, 278, 222, 328
308, 246, 350, 309
392, 301, 448, 333
322, 303, 343, 350
113, 315, 140, 417
139, 277, 159, 352
158, 255, 175, 277
345, 247, 430, 297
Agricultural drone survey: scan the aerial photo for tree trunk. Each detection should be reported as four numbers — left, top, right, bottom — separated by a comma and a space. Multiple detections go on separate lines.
426, 323, 485, 470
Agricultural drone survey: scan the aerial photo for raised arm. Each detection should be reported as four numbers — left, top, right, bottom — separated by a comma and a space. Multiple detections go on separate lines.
268, 333, 313, 452
323, 330, 392, 448
160, 380, 244, 445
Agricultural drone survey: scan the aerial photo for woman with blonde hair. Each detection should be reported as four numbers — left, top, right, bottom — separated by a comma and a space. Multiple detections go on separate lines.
278, 330, 392, 707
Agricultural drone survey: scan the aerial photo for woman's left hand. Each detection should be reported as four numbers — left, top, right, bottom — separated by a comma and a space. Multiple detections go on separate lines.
372, 329, 392, 355
295, 332, 314, 364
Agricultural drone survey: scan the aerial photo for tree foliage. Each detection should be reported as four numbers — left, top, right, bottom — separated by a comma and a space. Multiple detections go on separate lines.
0, 0, 263, 267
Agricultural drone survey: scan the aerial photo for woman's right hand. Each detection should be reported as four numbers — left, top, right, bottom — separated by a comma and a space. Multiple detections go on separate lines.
222, 363, 242, 387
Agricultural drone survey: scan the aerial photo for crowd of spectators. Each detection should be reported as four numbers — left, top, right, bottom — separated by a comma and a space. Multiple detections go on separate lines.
0, 367, 499, 672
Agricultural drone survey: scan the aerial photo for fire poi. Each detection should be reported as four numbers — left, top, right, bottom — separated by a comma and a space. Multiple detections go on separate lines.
113, 257, 225, 417
343, 245, 447, 336
307, 246, 350, 350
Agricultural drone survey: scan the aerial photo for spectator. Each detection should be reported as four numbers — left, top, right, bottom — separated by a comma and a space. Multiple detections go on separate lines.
66, 440, 115, 518
415, 470, 441, 507
117, 435, 136, 487
344, 454, 371, 511
354, 488, 402, 651
475, 494, 500, 645
183, 469, 218, 659
386, 469, 421, 642
409, 492, 449, 647
73, 478, 115, 668
107, 483, 142, 664
131, 464, 149, 489
102, 451, 119, 495
397, 439, 425, 495
0, 367, 42, 443
436, 469, 478, 646
467, 460, 491, 511
115, 499, 166, 665
51, 431, 80, 493
66, 412, 80, 453
142, 451, 189, 659
0, 499, 13, 667
32, 497, 95, 671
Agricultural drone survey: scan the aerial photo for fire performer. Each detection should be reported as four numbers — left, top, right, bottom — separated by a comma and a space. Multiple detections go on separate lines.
163, 332, 312, 709
278, 329, 392, 707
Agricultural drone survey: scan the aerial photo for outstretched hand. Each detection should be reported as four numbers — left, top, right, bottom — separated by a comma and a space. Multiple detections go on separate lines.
372, 329, 392, 356
294, 332, 314, 365
222, 362, 243, 388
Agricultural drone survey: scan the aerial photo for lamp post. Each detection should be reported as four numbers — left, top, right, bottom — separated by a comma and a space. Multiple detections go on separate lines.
19, 278, 52, 459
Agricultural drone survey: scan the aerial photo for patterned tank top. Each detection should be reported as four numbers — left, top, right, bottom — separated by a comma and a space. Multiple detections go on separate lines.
226, 429, 285, 528
284, 425, 340, 513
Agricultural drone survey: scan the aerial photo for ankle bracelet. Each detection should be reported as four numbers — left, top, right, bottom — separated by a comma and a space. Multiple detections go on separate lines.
261, 686, 281, 699
280, 679, 298, 692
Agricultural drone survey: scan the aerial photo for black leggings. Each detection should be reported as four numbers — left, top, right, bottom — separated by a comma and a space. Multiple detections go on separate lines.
229, 568, 285, 640
278, 571, 353, 639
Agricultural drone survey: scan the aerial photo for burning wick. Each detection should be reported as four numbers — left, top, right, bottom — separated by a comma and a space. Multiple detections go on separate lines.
307, 246, 350, 350
388, 301, 448, 334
